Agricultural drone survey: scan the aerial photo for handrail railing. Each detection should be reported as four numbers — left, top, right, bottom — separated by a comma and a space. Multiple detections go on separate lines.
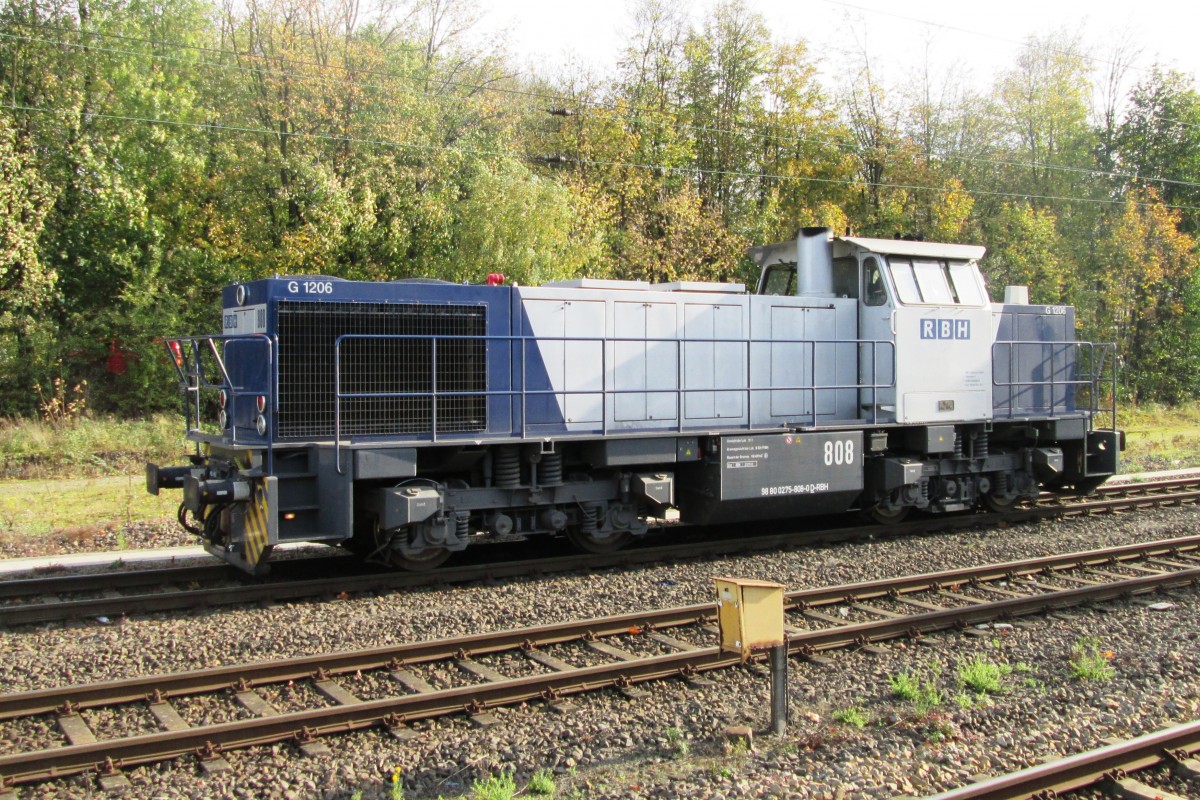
163, 334, 275, 473
165, 329, 1117, 483
991, 340, 1118, 429
330, 333, 897, 473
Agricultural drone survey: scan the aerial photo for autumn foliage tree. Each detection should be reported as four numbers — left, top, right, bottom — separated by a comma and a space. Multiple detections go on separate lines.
2, 0, 1200, 412
1096, 189, 1200, 402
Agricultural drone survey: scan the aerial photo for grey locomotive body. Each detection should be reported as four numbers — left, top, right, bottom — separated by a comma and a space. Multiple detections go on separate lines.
149, 227, 1122, 573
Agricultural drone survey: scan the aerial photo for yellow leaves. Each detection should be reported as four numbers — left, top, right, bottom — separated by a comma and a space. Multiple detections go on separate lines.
929, 178, 974, 242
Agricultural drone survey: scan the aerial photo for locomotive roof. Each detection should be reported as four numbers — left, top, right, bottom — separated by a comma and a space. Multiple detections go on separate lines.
837, 236, 986, 261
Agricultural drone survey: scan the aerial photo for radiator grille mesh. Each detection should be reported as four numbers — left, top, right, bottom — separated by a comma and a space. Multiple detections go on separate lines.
276, 301, 487, 438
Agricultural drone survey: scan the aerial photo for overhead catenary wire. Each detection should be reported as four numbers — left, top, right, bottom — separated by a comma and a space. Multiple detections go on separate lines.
6, 19, 1200, 193
5, 100, 1199, 213
818, 0, 1200, 134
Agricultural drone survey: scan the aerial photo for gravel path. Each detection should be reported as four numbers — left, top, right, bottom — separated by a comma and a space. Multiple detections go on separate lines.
0, 519, 190, 560
1, 504, 1198, 798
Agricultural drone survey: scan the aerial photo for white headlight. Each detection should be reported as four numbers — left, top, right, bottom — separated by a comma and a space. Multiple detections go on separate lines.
255, 414, 268, 436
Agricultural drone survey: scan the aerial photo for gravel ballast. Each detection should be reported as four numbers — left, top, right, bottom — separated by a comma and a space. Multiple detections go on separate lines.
1, 504, 1199, 798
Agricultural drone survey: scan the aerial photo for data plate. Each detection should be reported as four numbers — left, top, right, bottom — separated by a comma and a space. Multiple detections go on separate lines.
719, 431, 863, 501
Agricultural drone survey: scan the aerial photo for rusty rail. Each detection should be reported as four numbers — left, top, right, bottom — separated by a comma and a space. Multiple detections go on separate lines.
4, 476, 1199, 628
1, 536, 1198, 788
925, 719, 1200, 799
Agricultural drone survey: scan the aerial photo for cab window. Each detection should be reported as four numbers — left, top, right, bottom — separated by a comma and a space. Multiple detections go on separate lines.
948, 261, 987, 305
888, 257, 987, 306
759, 263, 796, 296
913, 260, 955, 304
832, 256, 858, 298
863, 257, 889, 306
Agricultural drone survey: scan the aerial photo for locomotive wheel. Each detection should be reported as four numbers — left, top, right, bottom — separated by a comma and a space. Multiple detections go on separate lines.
982, 493, 1021, 513
867, 503, 910, 525
391, 547, 452, 571
565, 528, 632, 555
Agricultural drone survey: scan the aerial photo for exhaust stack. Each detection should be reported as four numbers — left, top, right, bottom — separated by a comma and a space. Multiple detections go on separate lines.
796, 227, 834, 297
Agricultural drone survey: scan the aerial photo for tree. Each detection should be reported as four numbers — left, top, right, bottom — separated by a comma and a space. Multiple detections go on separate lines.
0, 115, 57, 411
1113, 68, 1200, 230
1095, 188, 1200, 402
981, 202, 1072, 304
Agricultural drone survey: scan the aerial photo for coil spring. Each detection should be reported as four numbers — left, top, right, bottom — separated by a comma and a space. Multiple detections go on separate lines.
953, 433, 964, 459
919, 480, 930, 503
456, 513, 470, 539
494, 446, 521, 488
996, 471, 1010, 495
977, 432, 989, 460
580, 504, 599, 534
540, 452, 563, 487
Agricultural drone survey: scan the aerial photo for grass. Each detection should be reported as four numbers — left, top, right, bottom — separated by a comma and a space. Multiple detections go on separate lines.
527, 767, 556, 797
0, 474, 180, 538
956, 657, 1011, 695
889, 668, 944, 716
952, 691, 980, 710
1069, 636, 1116, 682
0, 413, 188, 480
0, 414, 188, 540
831, 706, 870, 728
665, 726, 691, 758
1118, 402, 1200, 472
470, 772, 517, 800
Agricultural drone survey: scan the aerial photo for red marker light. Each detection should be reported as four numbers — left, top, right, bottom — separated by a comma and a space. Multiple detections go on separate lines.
168, 340, 183, 367
486, 273, 505, 286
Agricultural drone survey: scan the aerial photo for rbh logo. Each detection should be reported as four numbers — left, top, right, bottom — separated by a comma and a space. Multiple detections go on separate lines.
920, 318, 971, 340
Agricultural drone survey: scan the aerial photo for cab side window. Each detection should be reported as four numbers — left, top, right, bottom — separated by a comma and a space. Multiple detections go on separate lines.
863, 257, 888, 306
832, 256, 858, 298
759, 263, 796, 296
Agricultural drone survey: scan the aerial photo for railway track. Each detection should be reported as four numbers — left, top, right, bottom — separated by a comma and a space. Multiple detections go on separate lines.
926, 719, 1200, 800
2, 475, 1199, 627
1, 534, 1198, 792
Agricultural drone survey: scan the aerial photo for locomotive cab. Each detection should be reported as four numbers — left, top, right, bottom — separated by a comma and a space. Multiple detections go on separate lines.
754, 228, 993, 426
753, 227, 1121, 520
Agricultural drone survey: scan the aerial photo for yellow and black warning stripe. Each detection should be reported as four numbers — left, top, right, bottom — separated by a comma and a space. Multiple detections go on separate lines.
243, 481, 272, 567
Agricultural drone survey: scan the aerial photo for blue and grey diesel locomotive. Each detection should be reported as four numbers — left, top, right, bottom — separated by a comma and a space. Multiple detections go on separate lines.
147, 227, 1122, 573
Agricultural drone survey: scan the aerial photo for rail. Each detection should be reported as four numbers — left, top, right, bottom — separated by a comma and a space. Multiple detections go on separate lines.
6, 477, 1200, 626
1, 534, 1197, 789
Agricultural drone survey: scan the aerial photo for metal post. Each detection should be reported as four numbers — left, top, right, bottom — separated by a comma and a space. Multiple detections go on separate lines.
769, 640, 788, 736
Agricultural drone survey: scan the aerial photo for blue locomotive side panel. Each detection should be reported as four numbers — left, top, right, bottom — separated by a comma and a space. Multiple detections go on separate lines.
222, 278, 514, 443
992, 303, 1079, 417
